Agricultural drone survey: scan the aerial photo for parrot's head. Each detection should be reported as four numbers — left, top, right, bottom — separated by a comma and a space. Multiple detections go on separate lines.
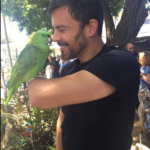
28, 30, 52, 51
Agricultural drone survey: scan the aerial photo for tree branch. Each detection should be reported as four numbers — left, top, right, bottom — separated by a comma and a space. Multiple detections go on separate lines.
101, 0, 115, 44
112, 0, 148, 48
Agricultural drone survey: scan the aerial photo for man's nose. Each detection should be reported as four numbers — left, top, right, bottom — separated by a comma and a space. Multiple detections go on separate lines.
52, 30, 61, 42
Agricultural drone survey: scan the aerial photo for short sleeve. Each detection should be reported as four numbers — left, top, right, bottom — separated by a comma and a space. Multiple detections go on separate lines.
144, 66, 150, 75
84, 50, 140, 93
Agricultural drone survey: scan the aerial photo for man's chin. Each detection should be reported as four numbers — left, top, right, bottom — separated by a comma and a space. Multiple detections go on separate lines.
61, 53, 70, 60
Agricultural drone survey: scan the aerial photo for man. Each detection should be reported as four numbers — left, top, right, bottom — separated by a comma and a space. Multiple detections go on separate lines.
56, 55, 60, 61
126, 43, 135, 54
50, 63, 59, 78
126, 43, 139, 60
27, 0, 140, 150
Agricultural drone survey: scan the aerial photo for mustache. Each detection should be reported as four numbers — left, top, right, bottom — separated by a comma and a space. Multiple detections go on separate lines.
58, 42, 69, 46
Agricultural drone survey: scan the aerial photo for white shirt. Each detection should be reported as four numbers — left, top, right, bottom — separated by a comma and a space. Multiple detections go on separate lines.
45, 65, 52, 79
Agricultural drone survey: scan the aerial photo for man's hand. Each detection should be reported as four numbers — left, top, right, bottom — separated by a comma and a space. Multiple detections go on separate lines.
25, 75, 47, 93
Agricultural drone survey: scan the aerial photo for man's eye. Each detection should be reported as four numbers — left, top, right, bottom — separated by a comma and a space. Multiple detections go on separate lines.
59, 29, 65, 32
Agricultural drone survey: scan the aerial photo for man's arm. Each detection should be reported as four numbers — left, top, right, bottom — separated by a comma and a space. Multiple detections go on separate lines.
56, 109, 63, 150
28, 70, 116, 109
142, 74, 150, 85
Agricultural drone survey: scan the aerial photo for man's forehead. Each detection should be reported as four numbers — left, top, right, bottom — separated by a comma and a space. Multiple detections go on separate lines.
51, 5, 71, 22
128, 44, 134, 47
51, 6, 80, 29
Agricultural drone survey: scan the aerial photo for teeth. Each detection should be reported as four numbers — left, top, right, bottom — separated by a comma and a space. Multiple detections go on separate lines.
60, 46, 65, 48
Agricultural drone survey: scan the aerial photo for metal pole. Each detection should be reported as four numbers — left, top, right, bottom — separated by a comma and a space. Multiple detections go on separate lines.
3, 16, 13, 70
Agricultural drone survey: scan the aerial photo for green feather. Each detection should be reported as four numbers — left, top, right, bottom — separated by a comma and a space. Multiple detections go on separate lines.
5, 30, 51, 106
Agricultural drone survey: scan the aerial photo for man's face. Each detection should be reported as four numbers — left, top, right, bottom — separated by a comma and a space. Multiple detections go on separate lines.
51, 6, 88, 60
127, 44, 135, 54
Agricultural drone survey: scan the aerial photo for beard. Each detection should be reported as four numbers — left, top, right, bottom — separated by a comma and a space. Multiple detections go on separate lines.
58, 30, 88, 60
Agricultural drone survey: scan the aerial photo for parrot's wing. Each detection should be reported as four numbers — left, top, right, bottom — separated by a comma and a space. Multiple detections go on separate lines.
8, 45, 37, 89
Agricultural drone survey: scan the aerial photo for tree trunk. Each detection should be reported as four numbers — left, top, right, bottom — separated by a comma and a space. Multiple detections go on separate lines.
3, 16, 13, 70
104, 0, 148, 48
101, 0, 115, 45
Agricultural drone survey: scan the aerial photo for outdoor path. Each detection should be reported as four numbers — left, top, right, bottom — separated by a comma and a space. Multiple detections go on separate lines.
131, 117, 150, 149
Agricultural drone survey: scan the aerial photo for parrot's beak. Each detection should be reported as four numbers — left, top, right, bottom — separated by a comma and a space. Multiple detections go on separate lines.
47, 35, 52, 46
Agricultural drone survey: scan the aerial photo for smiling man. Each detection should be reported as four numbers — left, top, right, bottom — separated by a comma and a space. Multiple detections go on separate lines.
27, 0, 140, 150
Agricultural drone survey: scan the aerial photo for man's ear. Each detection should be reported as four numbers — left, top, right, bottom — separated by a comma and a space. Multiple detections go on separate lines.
86, 19, 98, 38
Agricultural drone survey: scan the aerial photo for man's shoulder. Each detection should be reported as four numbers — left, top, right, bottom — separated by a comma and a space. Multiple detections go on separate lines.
102, 45, 133, 57
94, 45, 138, 63
88, 45, 140, 73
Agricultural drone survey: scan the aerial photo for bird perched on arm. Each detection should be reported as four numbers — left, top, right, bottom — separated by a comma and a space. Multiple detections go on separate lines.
5, 30, 52, 106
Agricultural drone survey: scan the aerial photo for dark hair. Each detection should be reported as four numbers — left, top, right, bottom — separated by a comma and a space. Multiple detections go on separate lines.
43, 58, 50, 69
48, 0, 104, 36
53, 56, 56, 61
50, 63, 55, 67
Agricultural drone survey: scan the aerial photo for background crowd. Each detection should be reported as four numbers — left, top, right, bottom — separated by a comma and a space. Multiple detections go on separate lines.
126, 43, 150, 133
43, 55, 75, 79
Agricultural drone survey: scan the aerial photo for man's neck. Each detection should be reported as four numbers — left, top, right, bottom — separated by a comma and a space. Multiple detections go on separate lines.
77, 37, 104, 63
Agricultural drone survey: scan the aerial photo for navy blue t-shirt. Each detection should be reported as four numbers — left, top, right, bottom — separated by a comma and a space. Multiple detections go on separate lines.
60, 45, 140, 150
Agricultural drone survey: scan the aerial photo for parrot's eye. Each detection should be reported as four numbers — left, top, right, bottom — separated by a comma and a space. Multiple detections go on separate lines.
42, 34, 45, 36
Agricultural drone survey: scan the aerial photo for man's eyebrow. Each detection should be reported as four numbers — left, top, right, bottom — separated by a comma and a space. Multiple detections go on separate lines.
54, 25, 67, 29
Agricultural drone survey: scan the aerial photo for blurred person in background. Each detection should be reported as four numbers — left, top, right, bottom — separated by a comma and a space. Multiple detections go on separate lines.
139, 51, 150, 91
138, 51, 150, 132
44, 58, 53, 79
50, 63, 59, 78
126, 43, 139, 60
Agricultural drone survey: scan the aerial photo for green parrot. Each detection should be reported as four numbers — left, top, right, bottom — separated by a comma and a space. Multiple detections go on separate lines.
5, 30, 52, 106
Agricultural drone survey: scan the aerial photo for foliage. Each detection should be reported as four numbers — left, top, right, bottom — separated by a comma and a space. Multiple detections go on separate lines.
1, 0, 128, 35
1, 87, 59, 150
147, 1, 150, 12
1, 0, 52, 35
108, 0, 126, 17
1, 0, 150, 40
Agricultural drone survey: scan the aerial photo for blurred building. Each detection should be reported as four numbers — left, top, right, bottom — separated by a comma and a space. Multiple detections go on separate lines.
134, 15, 150, 52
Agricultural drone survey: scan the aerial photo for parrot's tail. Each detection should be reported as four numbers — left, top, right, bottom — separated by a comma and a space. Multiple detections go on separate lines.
5, 88, 16, 107
5, 96, 11, 107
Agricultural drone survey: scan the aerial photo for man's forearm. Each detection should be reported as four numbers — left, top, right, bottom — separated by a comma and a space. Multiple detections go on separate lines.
56, 110, 63, 150
56, 125, 63, 150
